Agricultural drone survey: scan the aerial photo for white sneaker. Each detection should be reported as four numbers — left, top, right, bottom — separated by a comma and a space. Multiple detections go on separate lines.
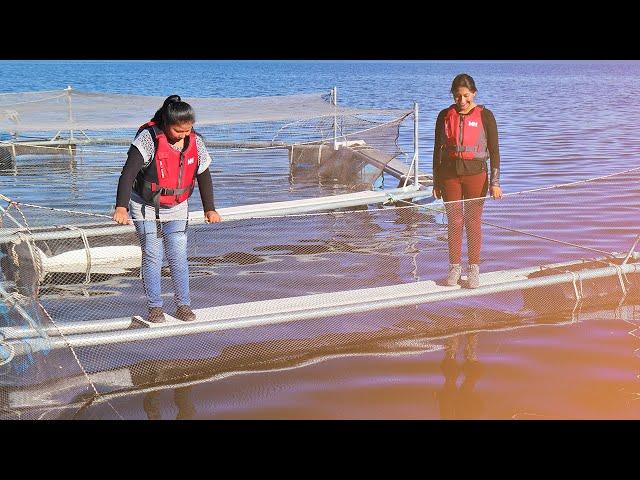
467, 264, 480, 288
446, 264, 462, 286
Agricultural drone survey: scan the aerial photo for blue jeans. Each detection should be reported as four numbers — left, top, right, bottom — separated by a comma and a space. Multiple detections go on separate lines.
133, 219, 190, 309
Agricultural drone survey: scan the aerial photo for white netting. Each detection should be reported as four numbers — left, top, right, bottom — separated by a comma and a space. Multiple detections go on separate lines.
0, 89, 409, 135
1, 166, 639, 419
0, 89, 638, 419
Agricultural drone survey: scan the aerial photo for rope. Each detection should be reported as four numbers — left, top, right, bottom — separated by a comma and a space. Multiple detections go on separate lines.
613, 264, 629, 298
0, 204, 24, 228
2, 200, 111, 220
0, 283, 42, 335
35, 301, 124, 420
65, 226, 92, 284
16, 232, 43, 283
0, 92, 67, 105
479, 219, 616, 258
568, 270, 584, 304
0, 196, 35, 237
2, 163, 640, 228
500, 165, 640, 197
622, 234, 640, 266
0, 341, 15, 367
12, 205, 33, 234
398, 198, 618, 258
1, 113, 408, 156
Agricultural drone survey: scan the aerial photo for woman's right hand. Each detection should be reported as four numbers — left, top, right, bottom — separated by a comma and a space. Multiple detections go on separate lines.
433, 187, 442, 199
113, 206, 132, 225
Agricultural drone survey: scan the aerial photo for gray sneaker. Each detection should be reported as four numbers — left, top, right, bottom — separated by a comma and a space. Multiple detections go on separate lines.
467, 264, 480, 288
446, 264, 462, 286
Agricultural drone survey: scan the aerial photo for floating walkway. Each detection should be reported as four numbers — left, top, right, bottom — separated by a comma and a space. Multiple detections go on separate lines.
2, 256, 638, 357
0, 185, 434, 245
8, 300, 637, 417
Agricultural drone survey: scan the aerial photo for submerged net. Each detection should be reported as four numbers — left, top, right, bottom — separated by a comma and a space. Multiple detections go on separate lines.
1, 167, 639, 419
1, 89, 639, 419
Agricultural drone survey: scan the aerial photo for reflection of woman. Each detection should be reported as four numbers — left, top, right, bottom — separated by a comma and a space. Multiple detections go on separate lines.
437, 333, 485, 419
143, 386, 196, 420
456, 359, 484, 419
432, 74, 503, 288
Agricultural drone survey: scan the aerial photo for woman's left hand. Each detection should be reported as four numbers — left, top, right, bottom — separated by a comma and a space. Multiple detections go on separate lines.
205, 210, 222, 223
490, 186, 503, 199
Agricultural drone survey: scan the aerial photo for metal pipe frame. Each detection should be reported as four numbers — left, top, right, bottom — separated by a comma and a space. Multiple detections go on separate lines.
0, 185, 430, 244
5, 262, 638, 356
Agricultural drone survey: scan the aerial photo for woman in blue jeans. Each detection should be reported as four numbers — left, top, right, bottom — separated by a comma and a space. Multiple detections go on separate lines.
113, 95, 221, 323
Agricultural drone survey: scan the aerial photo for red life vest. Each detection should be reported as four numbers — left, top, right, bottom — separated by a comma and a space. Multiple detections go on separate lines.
443, 105, 488, 161
133, 121, 199, 208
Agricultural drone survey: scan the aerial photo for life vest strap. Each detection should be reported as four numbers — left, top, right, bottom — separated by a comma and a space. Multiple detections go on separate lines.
149, 183, 190, 196
449, 145, 482, 153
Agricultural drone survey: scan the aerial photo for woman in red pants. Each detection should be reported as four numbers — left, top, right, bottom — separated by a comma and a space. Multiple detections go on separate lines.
432, 73, 503, 288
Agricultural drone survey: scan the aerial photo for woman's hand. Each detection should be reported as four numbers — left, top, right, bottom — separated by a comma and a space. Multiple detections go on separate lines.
490, 186, 503, 199
433, 187, 442, 199
113, 206, 132, 225
205, 210, 222, 223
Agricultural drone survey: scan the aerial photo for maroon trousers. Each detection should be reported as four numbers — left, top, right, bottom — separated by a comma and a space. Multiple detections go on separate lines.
441, 171, 488, 264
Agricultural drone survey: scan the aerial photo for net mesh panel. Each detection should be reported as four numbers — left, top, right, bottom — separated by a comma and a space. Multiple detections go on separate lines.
0, 89, 409, 134
0, 90, 410, 221
1, 168, 639, 419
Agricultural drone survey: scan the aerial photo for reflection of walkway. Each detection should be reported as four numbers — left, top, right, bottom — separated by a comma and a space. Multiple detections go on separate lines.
437, 333, 485, 419
143, 386, 196, 420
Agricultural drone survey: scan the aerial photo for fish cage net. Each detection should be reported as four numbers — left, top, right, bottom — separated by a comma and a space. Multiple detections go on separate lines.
0, 89, 411, 154
1, 90, 639, 419
0, 90, 414, 223
1, 167, 639, 419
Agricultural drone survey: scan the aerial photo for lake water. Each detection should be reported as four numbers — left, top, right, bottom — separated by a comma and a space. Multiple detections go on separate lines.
0, 60, 638, 419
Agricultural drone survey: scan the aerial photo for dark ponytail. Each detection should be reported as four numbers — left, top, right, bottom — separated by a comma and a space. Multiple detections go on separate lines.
151, 95, 196, 127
